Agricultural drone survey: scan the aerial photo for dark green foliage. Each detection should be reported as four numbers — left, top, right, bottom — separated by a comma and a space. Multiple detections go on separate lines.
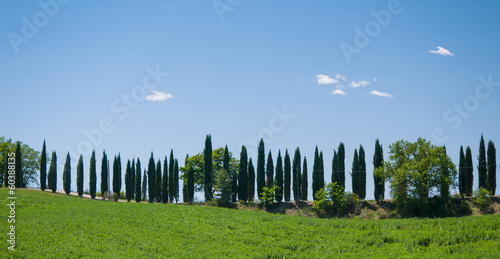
142, 169, 147, 201
479, 134, 487, 189
312, 146, 320, 200
275, 150, 283, 202
373, 139, 384, 201
40, 140, 47, 191
77, 155, 83, 197
212, 168, 232, 207
131, 159, 135, 201
101, 151, 108, 195
257, 138, 265, 201
48, 151, 57, 193
125, 160, 132, 202
351, 149, 359, 196
338, 143, 345, 189
224, 146, 237, 202
292, 147, 301, 202
162, 156, 168, 203
113, 154, 122, 200
301, 157, 308, 201
312, 182, 347, 217
319, 151, 324, 194
238, 146, 248, 202
148, 152, 156, 203
187, 158, 195, 203
358, 145, 366, 200
487, 141, 496, 195
247, 158, 255, 202
14, 142, 23, 188
169, 150, 174, 203
89, 150, 96, 199
135, 159, 142, 203
332, 151, 339, 184
174, 159, 179, 203
204, 135, 213, 202
459, 146, 465, 196
63, 152, 71, 195
155, 160, 162, 203
465, 146, 473, 197
440, 146, 451, 198
266, 150, 274, 188
284, 150, 291, 201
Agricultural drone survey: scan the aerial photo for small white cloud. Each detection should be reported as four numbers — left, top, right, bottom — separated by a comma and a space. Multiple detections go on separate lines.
316, 74, 338, 85
349, 80, 371, 88
146, 91, 173, 101
428, 46, 454, 56
335, 73, 346, 81
370, 90, 393, 98
331, 89, 347, 95
373, 78, 377, 82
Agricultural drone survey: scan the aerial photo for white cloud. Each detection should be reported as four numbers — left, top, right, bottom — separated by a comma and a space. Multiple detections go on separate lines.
146, 91, 173, 101
370, 90, 393, 98
349, 80, 371, 88
316, 74, 338, 85
331, 89, 347, 95
335, 73, 346, 81
373, 78, 377, 82
428, 46, 454, 56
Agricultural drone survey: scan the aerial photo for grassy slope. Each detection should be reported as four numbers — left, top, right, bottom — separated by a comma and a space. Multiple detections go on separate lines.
1, 189, 500, 258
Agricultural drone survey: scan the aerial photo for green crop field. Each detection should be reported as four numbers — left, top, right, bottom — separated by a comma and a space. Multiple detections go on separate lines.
1, 189, 500, 258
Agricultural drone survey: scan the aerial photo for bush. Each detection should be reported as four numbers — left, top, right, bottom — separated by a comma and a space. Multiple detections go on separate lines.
312, 183, 346, 217
345, 192, 359, 214
260, 186, 279, 207
474, 187, 491, 211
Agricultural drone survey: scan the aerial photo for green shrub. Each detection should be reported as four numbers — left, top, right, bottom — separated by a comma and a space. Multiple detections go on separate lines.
312, 183, 346, 217
474, 187, 491, 211
260, 186, 279, 207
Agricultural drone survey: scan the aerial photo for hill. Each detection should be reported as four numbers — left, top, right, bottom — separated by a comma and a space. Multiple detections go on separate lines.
1, 189, 500, 257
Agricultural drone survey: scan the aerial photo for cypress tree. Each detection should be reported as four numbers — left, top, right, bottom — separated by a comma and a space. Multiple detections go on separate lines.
284, 150, 291, 201
204, 135, 213, 202
352, 149, 359, 196
257, 138, 265, 200
162, 156, 168, 203
319, 151, 324, 193
142, 169, 147, 201
135, 158, 142, 203
248, 158, 255, 202
155, 160, 162, 203
148, 152, 156, 203
238, 146, 248, 202
465, 146, 473, 196
14, 142, 23, 188
49, 151, 57, 193
301, 157, 308, 201
478, 134, 487, 189
275, 150, 283, 202
89, 150, 96, 199
312, 146, 319, 199
440, 146, 451, 198
169, 150, 175, 203
174, 159, 179, 203
187, 163, 195, 203
113, 154, 122, 199
359, 145, 366, 200
292, 147, 301, 202
77, 155, 83, 197
266, 150, 274, 188
125, 160, 132, 202
459, 146, 465, 196
63, 152, 71, 195
224, 146, 236, 202
40, 140, 47, 191
373, 139, 384, 201
131, 159, 135, 200
332, 150, 339, 184
487, 141, 496, 195
338, 143, 345, 189
101, 150, 108, 197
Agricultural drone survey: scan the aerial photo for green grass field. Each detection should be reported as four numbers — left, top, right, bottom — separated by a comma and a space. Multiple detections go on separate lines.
1, 189, 500, 258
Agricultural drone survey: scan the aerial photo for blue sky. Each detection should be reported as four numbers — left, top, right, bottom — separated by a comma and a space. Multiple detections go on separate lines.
1, 1, 500, 200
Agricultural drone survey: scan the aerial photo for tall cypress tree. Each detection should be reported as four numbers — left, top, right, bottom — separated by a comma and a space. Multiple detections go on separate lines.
257, 138, 265, 200
169, 150, 175, 203
487, 141, 496, 195
174, 159, 179, 203
131, 159, 135, 200
148, 152, 156, 203
266, 150, 274, 188
248, 158, 255, 202
352, 149, 359, 196
77, 155, 83, 197
312, 146, 319, 199
332, 150, 339, 184
89, 150, 96, 199
63, 152, 71, 195
238, 146, 248, 202
40, 140, 47, 191
478, 134, 487, 189
319, 151, 324, 193
48, 151, 57, 193
275, 150, 283, 202
338, 143, 345, 189
155, 160, 162, 203
459, 146, 465, 196
162, 156, 168, 203
113, 154, 122, 199
187, 162, 195, 203
292, 147, 301, 202
101, 150, 108, 197
224, 146, 236, 202
373, 139, 384, 201
142, 169, 147, 201
14, 142, 23, 188
284, 150, 291, 201
359, 145, 366, 200
125, 160, 132, 202
465, 146, 473, 196
135, 158, 142, 203
301, 157, 308, 201
204, 135, 213, 202
440, 146, 451, 198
